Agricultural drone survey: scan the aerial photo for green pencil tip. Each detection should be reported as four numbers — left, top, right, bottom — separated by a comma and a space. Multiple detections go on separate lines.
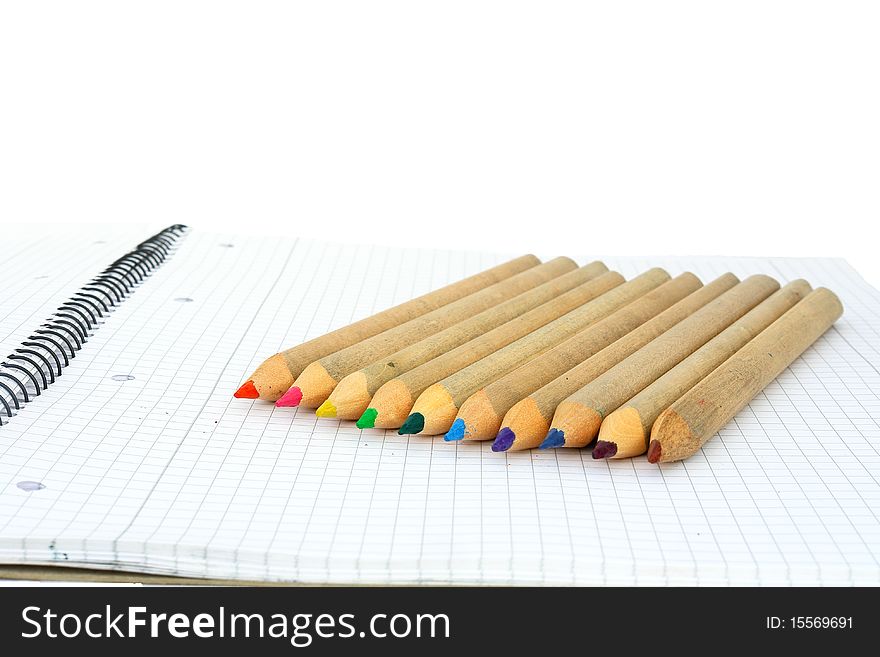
398, 412, 424, 435
357, 408, 378, 429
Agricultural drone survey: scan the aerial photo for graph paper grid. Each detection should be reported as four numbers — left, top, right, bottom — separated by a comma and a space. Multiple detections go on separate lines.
0, 229, 878, 585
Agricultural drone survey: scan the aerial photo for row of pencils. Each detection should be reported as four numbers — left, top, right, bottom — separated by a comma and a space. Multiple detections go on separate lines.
234, 255, 843, 462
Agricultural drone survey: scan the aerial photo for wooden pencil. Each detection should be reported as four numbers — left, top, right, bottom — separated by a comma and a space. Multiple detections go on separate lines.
319, 261, 609, 419
495, 273, 739, 452
399, 268, 672, 436
648, 287, 843, 463
288, 257, 579, 408
543, 274, 780, 450
449, 272, 704, 442
361, 269, 626, 429
598, 279, 811, 459
234, 254, 540, 401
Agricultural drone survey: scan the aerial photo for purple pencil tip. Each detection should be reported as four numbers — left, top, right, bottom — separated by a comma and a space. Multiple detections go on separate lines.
492, 427, 515, 452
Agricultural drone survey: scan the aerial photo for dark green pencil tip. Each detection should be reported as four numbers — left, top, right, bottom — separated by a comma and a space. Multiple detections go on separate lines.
357, 408, 378, 429
398, 412, 424, 435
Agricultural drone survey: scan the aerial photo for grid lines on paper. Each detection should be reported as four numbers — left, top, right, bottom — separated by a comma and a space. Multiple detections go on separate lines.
0, 236, 879, 585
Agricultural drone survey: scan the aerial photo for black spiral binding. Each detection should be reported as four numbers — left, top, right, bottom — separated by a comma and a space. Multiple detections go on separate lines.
0, 225, 188, 425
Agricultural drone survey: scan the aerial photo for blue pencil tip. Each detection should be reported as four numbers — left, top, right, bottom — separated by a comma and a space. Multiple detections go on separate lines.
539, 428, 565, 449
444, 418, 466, 441
492, 427, 515, 452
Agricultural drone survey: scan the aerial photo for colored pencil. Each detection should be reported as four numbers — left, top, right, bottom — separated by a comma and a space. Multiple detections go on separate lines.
495, 273, 739, 452
319, 261, 609, 419
360, 269, 624, 429
598, 279, 811, 459
543, 274, 780, 450
449, 272, 703, 442
648, 287, 843, 463
288, 257, 578, 408
400, 268, 671, 436
234, 254, 540, 401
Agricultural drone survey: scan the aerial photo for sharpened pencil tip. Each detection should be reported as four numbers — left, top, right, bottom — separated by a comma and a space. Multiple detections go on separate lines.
647, 440, 662, 463
234, 380, 259, 399
539, 428, 565, 449
445, 419, 466, 441
398, 413, 424, 435
356, 408, 377, 429
492, 427, 515, 452
592, 440, 618, 459
275, 386, 303, 407
315, 399, 337, 418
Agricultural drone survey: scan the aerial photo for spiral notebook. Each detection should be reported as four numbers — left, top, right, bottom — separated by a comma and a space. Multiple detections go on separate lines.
1, 226, 879, 586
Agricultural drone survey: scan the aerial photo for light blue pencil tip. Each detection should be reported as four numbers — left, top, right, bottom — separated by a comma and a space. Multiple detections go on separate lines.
445, 418, 466, 441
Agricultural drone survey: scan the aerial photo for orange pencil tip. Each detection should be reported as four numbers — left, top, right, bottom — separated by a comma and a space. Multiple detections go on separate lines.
234, 380, 259, 399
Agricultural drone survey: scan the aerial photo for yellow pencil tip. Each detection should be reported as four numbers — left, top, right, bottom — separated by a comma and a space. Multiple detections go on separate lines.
315, 400, 337, 418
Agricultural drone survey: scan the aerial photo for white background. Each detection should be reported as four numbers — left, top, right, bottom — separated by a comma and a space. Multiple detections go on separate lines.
1, 2, 878, 284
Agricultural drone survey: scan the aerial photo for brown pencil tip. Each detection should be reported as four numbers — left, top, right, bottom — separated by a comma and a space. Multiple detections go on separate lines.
647, 440, 662, 463
234, 380, 259, 399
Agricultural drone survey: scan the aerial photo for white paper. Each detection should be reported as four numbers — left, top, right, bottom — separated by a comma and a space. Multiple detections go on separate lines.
1, 228, 878, 585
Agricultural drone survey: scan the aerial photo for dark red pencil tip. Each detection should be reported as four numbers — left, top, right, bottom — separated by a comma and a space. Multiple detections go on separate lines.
592, 440, 617, 459
647, 440, 662, 463
234, 380, 259, 399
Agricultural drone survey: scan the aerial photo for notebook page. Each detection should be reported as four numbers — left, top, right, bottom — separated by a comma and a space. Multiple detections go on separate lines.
0, 226, 172, 422
0, 225, 169, 343
0, 232, 878, 585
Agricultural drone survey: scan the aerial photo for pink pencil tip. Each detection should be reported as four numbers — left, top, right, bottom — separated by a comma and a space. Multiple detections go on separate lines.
276, 386, 303, 407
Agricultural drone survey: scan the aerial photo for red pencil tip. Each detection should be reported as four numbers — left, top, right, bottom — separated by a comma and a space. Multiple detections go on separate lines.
234, 380, 259, 399
647, 440, 662, 463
